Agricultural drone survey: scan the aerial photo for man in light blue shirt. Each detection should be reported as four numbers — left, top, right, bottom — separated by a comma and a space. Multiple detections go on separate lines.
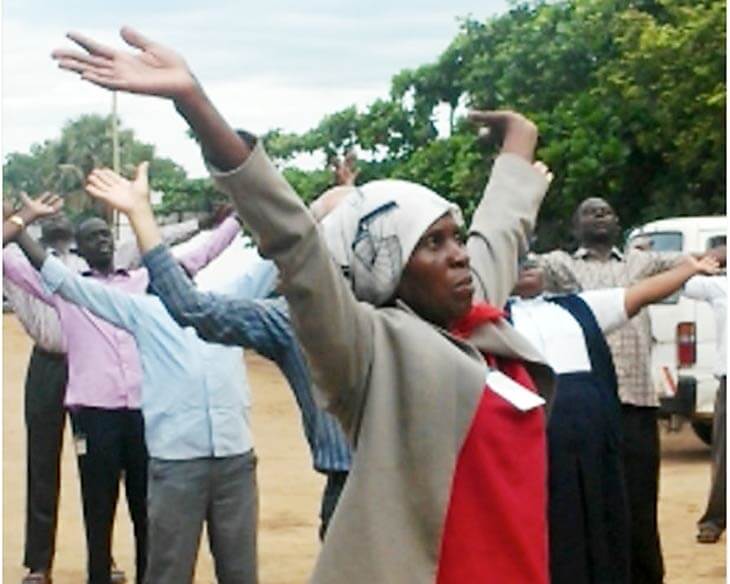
14, 223, 266, 584
82, 161, 354, 540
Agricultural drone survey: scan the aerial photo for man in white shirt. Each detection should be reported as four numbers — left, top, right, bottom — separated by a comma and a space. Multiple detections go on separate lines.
684, 245, 726, 544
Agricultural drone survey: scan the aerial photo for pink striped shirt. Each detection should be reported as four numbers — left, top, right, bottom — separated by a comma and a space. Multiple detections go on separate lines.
3, 216, 239, 409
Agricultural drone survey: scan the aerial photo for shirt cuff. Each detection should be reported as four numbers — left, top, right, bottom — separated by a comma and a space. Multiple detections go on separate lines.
204, 131, 259, 179
217, 215, 241, 238
493, 152, 549, 194
40, 255, 70, 294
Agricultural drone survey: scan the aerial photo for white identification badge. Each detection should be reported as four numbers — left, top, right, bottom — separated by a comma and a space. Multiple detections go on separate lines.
486, 369, 546, 411
74, 436, 87, 456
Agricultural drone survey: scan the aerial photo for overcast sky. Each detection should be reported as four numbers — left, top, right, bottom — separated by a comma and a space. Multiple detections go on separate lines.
3, 1, 509, 177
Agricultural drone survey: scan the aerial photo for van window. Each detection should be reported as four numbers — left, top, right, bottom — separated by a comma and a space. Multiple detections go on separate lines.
640, 231, 683, 304
646, 231, 683, 252
706, 234, 726, 250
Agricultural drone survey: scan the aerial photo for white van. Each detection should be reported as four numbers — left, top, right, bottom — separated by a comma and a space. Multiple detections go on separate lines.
627, 216, 726, 445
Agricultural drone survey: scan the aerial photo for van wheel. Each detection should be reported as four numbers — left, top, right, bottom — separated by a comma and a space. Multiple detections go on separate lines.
691, 420, 713, 446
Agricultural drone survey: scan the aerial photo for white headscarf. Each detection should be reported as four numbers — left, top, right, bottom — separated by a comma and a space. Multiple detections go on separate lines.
321, 179, 463, 306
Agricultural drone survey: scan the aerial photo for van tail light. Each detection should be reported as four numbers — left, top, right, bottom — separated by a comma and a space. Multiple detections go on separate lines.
676, 322, 696, 368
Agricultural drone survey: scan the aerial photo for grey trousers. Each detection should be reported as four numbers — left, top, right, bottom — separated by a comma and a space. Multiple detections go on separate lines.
698, 376, 726, 533
145, 450, 258, 584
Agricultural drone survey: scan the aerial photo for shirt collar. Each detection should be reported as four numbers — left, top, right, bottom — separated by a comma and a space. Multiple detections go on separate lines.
82, 267, 130, 278
573, 246, 624, 261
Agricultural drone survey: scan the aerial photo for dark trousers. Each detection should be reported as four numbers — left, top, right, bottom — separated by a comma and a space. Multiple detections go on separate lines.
319, 471, 348, 540
69, 407, 148, 584
621, 405, 664, 584
23, 347, 68, 573
698, 376, 726, 532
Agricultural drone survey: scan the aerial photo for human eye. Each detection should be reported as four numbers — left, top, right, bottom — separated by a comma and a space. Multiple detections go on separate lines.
426, 234, 441, 249
419, 233, 442, 250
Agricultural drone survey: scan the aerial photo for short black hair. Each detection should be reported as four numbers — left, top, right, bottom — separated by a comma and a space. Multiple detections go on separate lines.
40, 215, 74, 244
73, 215, 107, 242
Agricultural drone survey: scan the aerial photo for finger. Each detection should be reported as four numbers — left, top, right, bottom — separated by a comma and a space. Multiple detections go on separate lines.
533, 161, 548, 174
97, 168, 125, 187
66, 31, 117, 58
467, 110, 507, 126
37, 192, 58, 205
55, 58, 115, 79
51, 50, 112, 68
81, 71, 128, 92
92, 168, 117, 185
85, 183, 110, 201
134, 161, 150, 184
3, 200, 15, 219
477, 127, 491, 141
19, 191, 33, 207
87, 170, 115, 190
120, 26, 153, 50
55, 59, 91, 75
533, 161, 554, 184
46, 195, 64, 211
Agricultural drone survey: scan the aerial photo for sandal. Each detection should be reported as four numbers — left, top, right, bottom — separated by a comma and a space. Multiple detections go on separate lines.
21, 573, 51, 584
110, 566, 127, 584
697, 525, 723, 544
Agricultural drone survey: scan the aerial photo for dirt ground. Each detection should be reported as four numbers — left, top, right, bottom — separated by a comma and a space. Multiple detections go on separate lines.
3, 313, 726, 583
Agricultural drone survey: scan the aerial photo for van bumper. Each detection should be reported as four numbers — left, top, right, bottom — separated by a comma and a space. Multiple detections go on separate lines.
659, 375, 697, 418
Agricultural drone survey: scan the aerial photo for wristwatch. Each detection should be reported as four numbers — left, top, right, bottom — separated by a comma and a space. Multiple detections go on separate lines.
8, 214, 25, 229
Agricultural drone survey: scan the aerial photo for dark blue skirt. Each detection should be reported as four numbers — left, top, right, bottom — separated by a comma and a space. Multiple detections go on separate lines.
547, 370, 630, 584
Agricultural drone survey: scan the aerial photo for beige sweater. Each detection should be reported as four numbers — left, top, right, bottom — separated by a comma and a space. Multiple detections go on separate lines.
212, 144, 555, 583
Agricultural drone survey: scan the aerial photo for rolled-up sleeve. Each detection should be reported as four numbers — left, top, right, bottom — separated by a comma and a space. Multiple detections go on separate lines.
207, 142, 375, 433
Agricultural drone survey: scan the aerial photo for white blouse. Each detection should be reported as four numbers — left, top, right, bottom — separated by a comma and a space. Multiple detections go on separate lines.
510, 289, 627, 374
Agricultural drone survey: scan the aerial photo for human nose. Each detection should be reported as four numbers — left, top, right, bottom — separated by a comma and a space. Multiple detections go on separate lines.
447, 238, 469, 266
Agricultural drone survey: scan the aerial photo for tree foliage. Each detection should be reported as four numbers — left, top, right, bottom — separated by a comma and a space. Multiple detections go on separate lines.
4, 0, 724, 247
2, 114, 205, 221
263, 0, 725, 249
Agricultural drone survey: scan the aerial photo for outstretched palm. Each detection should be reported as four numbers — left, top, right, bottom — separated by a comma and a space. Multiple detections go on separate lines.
85, 163, 150, 215
692, 255, 721, 276
52, 27, 195, 98
20, 192, 64, 220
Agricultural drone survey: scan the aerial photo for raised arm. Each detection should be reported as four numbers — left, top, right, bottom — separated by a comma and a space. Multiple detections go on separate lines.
4, 192, 63, 245
5, 218, 59, 304
114, 218, 200, 270
85, 162, 238, 276
52, 27, 250, 172
39, 254, 144, 333
174, 214, 240, 276
85, 162, 285, 353
143, 244, 290, 359
465, 111, 552, 306
624, 255, 720, 318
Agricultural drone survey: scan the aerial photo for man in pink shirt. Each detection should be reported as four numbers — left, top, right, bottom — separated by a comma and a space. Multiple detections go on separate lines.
4, 198, 240, 584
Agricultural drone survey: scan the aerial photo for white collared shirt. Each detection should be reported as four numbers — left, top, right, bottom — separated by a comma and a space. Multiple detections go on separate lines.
510, 289, 627, 374
684, 275, 727, 377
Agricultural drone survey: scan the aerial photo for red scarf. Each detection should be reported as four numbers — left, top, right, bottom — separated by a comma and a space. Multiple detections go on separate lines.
449, 302, 505, 339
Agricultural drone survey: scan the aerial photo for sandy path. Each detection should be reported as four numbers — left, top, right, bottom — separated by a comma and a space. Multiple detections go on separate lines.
3, 314, 725, 583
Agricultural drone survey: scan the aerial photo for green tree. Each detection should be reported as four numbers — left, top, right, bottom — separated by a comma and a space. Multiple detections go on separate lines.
4, 114, 191, 220
256, 0, 725, 249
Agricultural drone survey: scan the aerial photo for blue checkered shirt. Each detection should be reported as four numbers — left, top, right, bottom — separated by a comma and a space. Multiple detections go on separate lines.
143, 244, 352, 473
